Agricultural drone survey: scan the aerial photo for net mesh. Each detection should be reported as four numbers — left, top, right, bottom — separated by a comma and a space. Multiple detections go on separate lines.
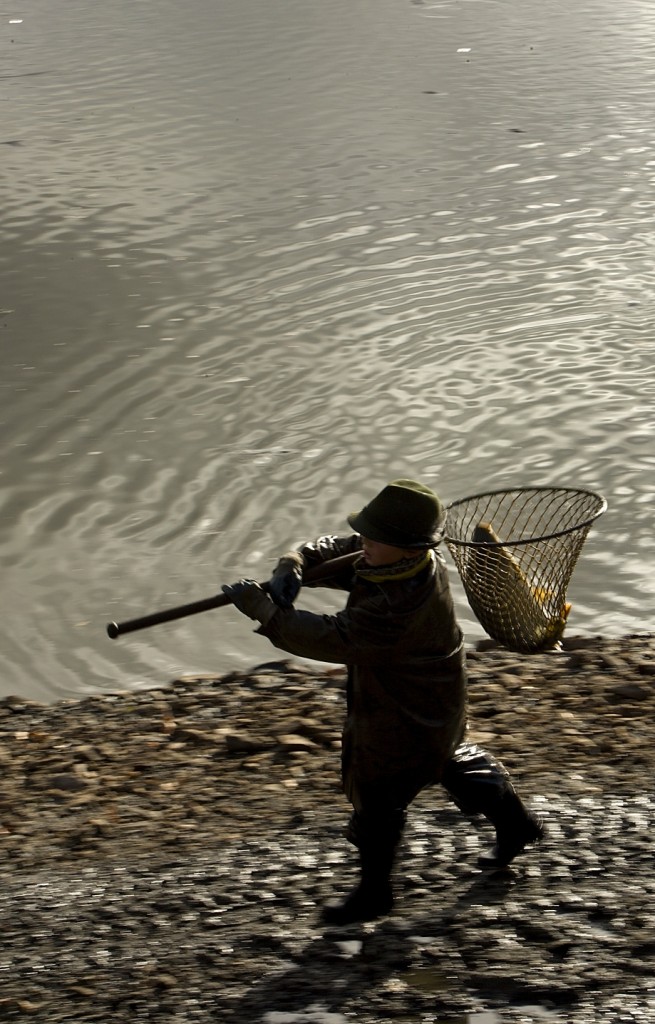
444, 487, 607, 653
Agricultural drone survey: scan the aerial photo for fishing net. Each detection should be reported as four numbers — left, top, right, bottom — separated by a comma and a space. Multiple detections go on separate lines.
444, 487, 607, 653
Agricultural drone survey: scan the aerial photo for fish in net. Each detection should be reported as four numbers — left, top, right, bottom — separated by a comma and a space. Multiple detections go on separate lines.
444, 487, 607, 653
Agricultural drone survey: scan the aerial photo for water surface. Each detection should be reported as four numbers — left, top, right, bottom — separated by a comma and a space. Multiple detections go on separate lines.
1, 0, 653, 700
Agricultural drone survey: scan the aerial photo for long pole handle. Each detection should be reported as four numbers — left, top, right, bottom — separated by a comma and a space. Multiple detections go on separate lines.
106, 550, 360, 639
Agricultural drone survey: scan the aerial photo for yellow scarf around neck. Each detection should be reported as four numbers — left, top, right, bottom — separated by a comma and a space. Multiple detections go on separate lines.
355, 549, 433, 583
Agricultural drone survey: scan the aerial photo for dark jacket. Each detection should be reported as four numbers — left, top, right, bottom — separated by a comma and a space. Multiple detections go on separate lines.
259, 535, 468, 812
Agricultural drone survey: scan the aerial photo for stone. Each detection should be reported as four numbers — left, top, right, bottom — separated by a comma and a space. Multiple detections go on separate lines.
224, 731, 272, 753
276, 734, 319, 753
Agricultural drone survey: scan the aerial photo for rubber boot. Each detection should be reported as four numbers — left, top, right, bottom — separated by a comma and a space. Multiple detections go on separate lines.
442, 743, 544, 868
476, 785, 544, 868
322, 810, 403, 926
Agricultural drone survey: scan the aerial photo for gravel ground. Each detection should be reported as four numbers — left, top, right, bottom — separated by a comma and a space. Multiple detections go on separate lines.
1, 633, 653, 1024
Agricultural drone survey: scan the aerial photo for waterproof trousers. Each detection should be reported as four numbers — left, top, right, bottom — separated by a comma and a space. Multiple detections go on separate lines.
327, 741, 542, 924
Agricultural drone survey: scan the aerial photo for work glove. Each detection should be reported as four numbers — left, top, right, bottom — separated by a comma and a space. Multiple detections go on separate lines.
221, 580, 279, 626
268, 551, 305, 609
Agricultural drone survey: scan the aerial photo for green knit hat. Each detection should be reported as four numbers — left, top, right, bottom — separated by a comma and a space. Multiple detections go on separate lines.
347, 479, 445, 548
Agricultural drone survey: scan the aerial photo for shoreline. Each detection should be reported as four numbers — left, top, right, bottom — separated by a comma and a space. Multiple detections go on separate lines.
1, 632, 653, 1022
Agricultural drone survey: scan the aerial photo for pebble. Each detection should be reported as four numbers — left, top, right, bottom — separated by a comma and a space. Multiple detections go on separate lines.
0, 633, 653, 1023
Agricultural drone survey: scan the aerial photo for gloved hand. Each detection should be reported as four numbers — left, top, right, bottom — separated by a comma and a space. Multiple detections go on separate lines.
221, 580, 279, 626
268, 551, 305, 609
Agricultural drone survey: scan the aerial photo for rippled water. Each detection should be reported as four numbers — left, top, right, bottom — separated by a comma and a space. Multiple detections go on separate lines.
2, 0, 653, 700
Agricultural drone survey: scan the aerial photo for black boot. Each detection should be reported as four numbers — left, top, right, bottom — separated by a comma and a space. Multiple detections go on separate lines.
477, 787, 544, 868
442, 743, 544, 869
321, 873, 393, 926
322, 810, 403, 926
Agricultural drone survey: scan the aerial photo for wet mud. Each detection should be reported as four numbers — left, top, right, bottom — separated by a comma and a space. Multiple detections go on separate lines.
1, 634, 653, 1023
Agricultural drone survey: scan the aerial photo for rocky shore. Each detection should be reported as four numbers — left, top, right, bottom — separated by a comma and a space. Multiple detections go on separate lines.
1, 633, 653, 1024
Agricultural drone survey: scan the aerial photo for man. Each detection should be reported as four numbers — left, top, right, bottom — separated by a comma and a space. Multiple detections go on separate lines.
223, 479, 543, 926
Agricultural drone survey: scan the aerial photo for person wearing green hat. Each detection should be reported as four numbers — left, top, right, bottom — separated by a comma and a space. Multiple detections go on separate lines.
223, 479, 543, 925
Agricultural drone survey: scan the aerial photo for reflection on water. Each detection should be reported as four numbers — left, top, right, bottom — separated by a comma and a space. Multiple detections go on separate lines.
400, 968, 560, 1021
1, 0, 653, 700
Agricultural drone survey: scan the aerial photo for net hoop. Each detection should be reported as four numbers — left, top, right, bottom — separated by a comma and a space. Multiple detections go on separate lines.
444, 486, 607, 549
